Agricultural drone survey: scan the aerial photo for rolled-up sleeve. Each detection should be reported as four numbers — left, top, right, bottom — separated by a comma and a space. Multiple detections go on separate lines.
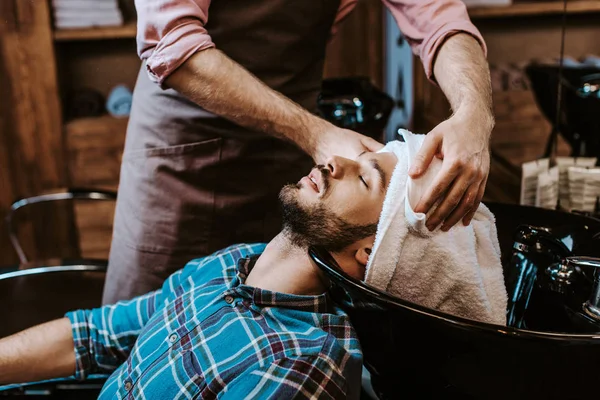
135, 0, 215, 84
382, 0, 486, 81
64, 257, 200, 380
65, 290, 163, 380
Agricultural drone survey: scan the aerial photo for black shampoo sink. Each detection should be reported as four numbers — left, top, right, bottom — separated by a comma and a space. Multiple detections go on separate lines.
310, 203, 600, 400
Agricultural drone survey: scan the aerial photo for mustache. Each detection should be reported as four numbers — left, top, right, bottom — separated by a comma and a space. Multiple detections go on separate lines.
314, 165, 331, 195
279, 185, 377, 252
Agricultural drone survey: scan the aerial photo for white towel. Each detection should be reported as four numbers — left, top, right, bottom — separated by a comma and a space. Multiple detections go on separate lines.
52, 0, 123, 29
365, 130, 507, 325
52, 0, 120, 11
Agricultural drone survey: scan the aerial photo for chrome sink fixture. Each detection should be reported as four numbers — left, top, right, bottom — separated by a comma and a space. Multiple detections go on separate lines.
310, 203, 600, 400
564, 257, 600, 322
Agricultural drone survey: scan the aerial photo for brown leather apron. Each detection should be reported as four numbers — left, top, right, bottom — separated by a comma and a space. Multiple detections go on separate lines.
103, 0, 342, 303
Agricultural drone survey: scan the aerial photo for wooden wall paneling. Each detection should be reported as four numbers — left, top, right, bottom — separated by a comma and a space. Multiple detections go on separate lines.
65, 116, 127, 187
65, 115, 126, 259
412, 56, 450, 133
487, 90, 571, 203
475, 14, 600, 65
74, 201, 116, 259
0, 0, 79, 265
0, 27, 19, 265
324, 0, 384, 88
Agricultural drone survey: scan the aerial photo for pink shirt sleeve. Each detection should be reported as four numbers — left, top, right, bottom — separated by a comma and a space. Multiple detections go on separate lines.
382, 0, 487, 81
135, 0, 215, 85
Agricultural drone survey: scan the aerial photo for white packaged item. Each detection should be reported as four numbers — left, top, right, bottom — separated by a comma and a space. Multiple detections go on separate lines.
582, 169, 600, 211
52, 0, 119, 11
568, 167, 586, 211
568, 167, 600, 212
520, 158, 549, 206
462, 0, 512, 7
52, 0, 123, 29
536, 166, 559, 209
556, 157, 597, 210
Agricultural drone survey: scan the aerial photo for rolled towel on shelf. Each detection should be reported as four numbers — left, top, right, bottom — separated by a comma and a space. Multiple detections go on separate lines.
52, 0, 119, 11
52, 0, 123, 29
54, 16, 124, 29
54, 9, 123, 20
365, 130, 507, 326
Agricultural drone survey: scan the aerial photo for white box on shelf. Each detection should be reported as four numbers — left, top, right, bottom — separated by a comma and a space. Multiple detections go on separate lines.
462, 0, 512, 8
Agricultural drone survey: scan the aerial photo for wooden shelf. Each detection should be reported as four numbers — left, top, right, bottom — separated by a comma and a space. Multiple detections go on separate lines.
469, 1, 600, 19
53, 22, 136, 41
65, 114, 128, 128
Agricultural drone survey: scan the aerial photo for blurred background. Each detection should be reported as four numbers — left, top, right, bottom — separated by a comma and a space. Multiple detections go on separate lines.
1, 0, 600, 266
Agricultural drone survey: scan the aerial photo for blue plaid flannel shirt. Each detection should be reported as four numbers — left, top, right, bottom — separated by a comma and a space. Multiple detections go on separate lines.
66, 243, 362, 399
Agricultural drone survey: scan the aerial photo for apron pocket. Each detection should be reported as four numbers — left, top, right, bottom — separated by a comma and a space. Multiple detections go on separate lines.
115, 138, 222, 254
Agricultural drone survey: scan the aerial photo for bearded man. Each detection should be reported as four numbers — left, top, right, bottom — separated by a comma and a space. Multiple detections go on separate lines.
0, 150, 398, 399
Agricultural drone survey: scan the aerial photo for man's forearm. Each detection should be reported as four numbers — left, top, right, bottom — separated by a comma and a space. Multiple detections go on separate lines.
0, 318, 75, 385
165, 48, 331, 159
433, 33, 494, 132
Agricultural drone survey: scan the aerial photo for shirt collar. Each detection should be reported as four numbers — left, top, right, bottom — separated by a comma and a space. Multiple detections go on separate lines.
234, 255, 332, 314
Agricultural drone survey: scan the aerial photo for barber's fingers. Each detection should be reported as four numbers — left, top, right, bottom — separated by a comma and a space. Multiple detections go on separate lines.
425, 171, 474, 231
413, 158, 463, 215
441, 180, 481, 231
408, 130, 441, 178
461, 176, 488, 227
361, 136, 384, 152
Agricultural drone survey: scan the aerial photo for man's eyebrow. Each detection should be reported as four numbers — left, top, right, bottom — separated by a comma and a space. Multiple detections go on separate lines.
370, 159, 386, 194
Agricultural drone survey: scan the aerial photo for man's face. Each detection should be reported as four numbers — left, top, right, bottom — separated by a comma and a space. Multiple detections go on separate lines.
279, 151, 397, 251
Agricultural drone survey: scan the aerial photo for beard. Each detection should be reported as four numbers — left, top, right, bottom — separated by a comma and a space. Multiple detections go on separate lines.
279, 184, 377, 252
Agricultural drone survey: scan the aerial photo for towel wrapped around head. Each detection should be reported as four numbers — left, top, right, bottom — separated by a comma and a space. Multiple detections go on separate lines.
365, 129, 507, 325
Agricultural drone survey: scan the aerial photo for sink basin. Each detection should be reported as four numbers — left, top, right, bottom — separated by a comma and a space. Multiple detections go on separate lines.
310, 202, 600, 400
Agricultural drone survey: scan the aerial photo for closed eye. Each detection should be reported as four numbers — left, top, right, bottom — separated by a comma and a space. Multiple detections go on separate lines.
359, 175, 369, 189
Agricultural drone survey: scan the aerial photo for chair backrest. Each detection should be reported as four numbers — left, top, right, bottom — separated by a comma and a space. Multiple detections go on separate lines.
5, 189, 117, 265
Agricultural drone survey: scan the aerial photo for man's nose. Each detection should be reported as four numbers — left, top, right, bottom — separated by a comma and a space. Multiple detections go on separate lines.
325, 156, 357, 179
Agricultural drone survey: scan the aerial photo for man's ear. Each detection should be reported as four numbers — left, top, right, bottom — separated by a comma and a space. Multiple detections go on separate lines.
355, 246, 372, 267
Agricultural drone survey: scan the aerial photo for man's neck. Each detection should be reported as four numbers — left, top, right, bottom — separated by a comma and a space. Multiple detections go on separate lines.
245, 233, 328, 295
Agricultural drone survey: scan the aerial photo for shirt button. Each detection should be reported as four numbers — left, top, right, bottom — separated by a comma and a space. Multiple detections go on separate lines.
124, 380, 132, 391
224, 295, 234, 304
169, 333, 178, 343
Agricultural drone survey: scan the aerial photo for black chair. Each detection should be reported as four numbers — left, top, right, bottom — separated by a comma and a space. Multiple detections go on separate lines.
4, 189, 117, 269
1, 189, 116, 398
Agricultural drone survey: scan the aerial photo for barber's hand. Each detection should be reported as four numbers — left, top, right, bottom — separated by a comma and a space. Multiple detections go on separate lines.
410, 109, 493, 231
313, 126, 383, 164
